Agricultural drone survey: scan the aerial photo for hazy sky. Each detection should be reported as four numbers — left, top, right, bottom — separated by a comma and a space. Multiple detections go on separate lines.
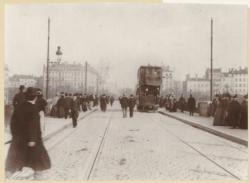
5, 3, 248, 88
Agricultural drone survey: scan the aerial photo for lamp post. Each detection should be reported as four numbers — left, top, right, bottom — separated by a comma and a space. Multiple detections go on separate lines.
210, 18, 213, 101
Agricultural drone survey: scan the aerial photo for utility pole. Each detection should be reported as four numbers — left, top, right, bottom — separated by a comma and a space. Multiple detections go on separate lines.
210, 18, 213, 101
85, 61, 88, 93
46, 17, 50, 99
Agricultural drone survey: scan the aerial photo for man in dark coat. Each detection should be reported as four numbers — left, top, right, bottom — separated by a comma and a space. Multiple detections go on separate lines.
6, 87, 51, 177
13, 85, 26, 110
120, 94, 128, 118
70, 93, 79, 128
100, 94, 107, 112
187, 94, 196, 116
178, 94, 186, 112
128, 94, 136, 117
228, 95, 241, 128
240, 95, 248, 129
56, 93, 66, 118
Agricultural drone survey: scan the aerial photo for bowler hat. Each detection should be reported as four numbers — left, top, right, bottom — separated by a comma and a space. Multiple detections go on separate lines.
25, 87, 37, 100
19, 85, 25, 90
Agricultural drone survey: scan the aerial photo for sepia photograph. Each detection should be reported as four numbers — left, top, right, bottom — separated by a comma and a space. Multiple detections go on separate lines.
4, 2, 249, 181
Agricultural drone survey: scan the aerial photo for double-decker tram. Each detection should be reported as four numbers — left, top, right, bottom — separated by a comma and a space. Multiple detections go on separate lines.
136, 66, 162, 112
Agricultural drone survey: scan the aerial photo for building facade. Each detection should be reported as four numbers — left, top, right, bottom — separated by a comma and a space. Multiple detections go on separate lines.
43, 62, 99, 97
183, 67, 248, 100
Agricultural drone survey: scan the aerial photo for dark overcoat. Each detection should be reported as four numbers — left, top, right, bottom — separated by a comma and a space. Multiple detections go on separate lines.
13, 92, 25, 109
240, 101, 248, 129
228, 100, 241, 127
6, 101, 51, 173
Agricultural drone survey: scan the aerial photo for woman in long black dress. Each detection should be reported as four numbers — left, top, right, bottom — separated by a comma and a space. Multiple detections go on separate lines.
5, 87, 51, 178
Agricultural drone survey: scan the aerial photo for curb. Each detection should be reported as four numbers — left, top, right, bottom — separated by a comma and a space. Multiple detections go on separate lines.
158, 111, 248, 147
5, 109, 98, 145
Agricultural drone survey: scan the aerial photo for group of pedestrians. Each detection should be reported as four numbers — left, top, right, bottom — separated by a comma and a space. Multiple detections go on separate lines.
50, 93, 98, 118
212, 93, 248, 129
99, 94, 115, 112
159, 94, 196, 116
119, 94, 136, 118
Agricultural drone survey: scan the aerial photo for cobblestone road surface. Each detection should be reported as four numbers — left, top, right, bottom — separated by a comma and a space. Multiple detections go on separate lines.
36, 105, 248, 181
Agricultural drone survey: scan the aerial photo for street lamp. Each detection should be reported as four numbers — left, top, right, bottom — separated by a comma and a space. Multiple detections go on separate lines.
56, 46, 63, 63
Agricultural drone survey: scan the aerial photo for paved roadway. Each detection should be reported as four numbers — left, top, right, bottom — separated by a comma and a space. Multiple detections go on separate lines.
37, 102, 248, 181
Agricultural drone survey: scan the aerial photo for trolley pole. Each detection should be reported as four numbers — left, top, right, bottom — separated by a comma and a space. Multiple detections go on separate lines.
46, 17, 50, 99
210, 18, 213, 101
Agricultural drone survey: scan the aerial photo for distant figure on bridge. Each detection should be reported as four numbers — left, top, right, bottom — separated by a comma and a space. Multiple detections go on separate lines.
178, 94, 186, 112
110, 96, 115, 106
56, 93, 66, 118
71, 93, 79, 128
128, 94, 136, 117
100, 94, 107, 112
93, 94, 99, 107
13, 85, 26, 110
6, 87, 51, 178
227, 95, 241, 129
187, 94, 196, 116
120, 94, 128, 118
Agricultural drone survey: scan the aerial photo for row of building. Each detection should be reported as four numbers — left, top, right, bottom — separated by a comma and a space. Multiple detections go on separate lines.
161, 66, 248, 100
5, 62, 100, 104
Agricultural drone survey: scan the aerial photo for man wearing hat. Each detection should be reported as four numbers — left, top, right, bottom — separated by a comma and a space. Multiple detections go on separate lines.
13, 85, 26, 110
128, 94, 136, 117
56, 92, 66, 118
6, 87, 51, 178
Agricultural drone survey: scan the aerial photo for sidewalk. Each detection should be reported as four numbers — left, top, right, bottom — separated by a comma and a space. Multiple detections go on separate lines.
158, 109, 248, 146
4, 108, 98, 144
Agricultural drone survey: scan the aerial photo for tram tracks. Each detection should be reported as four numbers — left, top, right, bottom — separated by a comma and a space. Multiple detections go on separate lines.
150, 114, 242, 180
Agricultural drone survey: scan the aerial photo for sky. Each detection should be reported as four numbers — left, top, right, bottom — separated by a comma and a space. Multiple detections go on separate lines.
5, 3, 248, 89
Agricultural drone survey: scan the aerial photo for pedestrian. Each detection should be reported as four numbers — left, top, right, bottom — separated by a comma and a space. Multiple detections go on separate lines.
178, 94, 185, 112
56, 92, 66, 118
35, 89, 47, 131
110, 96, 115, 106
70, 93, 79, 128
6, 87, 51, 179
94, 94, 99, 107
213, 95, 224, 126
240, 94, 248, 129
128, 94, 136, 117
87, 94, 92, 110
211, 94, 219, 117
228, 95, 241, 128
187, 94, 196, 116
100, 94, 107, 112
13, 85, 26, 110
64, 93, 72, 119
120, 94, 128, 118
